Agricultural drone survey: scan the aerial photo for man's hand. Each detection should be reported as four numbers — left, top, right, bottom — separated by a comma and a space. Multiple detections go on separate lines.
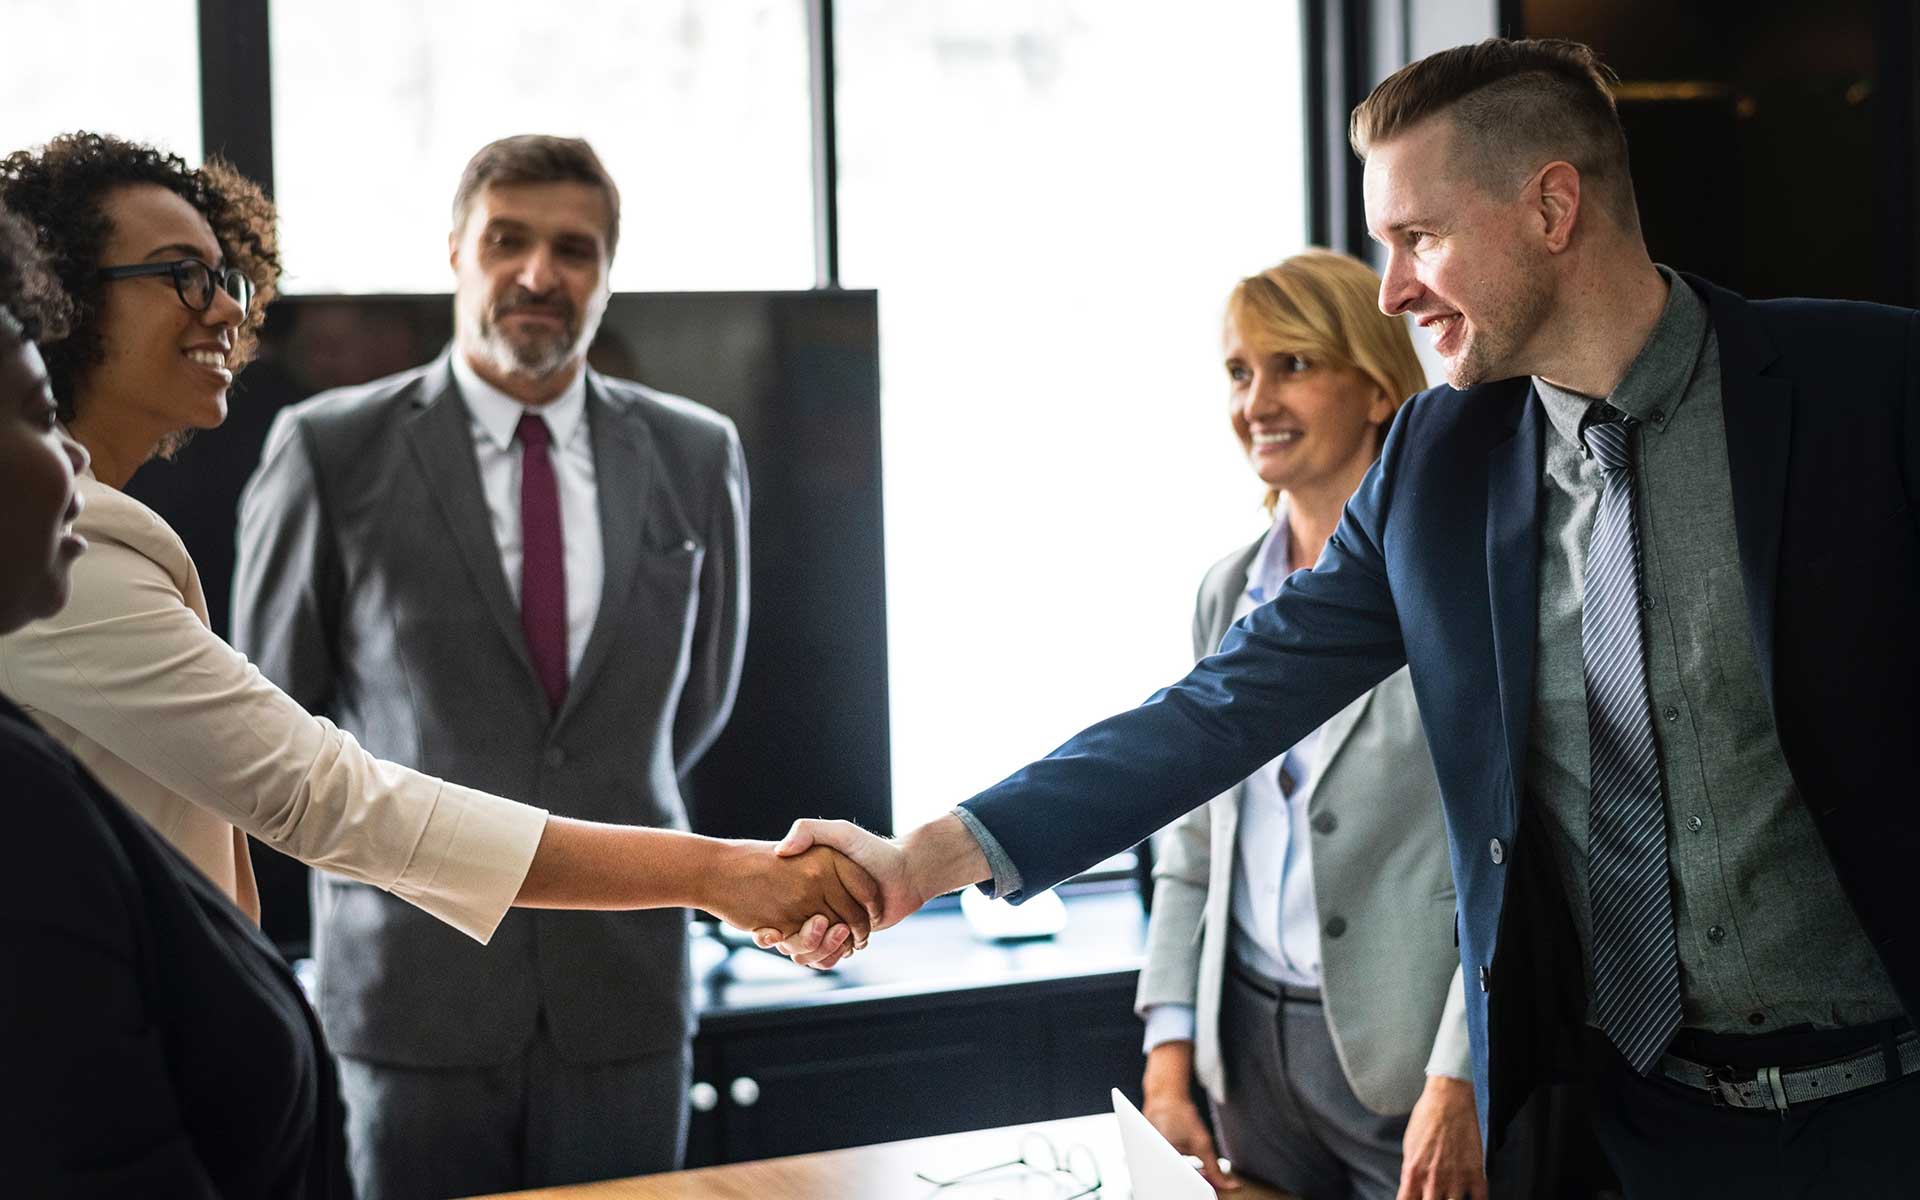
751, 819, 917, 968
752, 815, 993, 968
703, 841, 879, 948
1397, 1074, 1486, 1200
1143, 1041, 1239, 1191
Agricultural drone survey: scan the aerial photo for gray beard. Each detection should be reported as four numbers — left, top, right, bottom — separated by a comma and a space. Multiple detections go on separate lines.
472, 318, 580, 382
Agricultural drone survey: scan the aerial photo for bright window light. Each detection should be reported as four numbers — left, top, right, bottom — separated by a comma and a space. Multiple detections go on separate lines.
836, 1, 1309, 834
0, 0, 201, 163
270, 0, 815, 294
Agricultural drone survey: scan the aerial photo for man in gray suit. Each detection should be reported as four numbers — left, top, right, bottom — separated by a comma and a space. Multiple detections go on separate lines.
234, 135, 748, 1199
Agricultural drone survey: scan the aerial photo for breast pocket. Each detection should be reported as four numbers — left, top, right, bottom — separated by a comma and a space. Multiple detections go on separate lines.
626, 537, 705, 655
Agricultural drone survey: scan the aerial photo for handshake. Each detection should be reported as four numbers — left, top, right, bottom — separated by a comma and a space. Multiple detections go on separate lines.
701, 815, 992, 968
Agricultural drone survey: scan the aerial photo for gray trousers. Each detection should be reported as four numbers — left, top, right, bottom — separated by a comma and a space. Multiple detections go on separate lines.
336, 1021, 690, 1200
1212, 962, 1409, 1200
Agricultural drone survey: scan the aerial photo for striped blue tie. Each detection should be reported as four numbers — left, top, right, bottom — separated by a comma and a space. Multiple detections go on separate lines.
1581, 414, 1682, 1074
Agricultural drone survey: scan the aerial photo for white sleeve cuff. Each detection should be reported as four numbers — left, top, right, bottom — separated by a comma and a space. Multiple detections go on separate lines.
1141, 1003, 1197, 1055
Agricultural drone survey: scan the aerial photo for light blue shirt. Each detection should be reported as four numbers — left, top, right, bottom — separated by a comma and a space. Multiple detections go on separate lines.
1144, 518, 1327, 1053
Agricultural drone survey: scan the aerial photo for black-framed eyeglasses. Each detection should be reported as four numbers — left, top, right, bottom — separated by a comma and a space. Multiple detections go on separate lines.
914, 1132, 1102, 1198
97, 259, 254, 314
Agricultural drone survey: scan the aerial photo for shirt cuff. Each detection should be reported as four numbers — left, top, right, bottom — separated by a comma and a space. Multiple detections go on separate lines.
386, 782, 549, 944
951, 806, 1024, 901
1142, 1004, 1197, 1055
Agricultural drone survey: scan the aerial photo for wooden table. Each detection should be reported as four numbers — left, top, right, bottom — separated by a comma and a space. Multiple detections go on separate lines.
465, 1113, 1297, 1199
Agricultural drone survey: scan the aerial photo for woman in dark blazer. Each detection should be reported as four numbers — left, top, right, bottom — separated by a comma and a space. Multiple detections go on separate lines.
0, 206, 349, 1198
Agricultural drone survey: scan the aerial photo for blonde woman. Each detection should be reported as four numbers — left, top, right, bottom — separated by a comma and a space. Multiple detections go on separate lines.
1135, 251, 1486, 1200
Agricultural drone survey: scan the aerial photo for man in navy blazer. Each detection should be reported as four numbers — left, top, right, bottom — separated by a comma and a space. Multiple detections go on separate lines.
770, 38, 1919, 1196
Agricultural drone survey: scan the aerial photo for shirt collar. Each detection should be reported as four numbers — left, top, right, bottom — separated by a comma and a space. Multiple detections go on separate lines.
1534, 264, 1709, 449
449, 350, 589, 453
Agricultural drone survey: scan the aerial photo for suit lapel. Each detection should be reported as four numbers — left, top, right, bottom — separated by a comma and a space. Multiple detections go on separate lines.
1485, 386, 1545, 814
1694, 276, 1790, 713
403, 361, 544, 697
555, 376, 655, 729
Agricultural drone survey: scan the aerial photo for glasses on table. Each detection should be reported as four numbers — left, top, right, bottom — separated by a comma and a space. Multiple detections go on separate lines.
915, 1132, 1103, 1198
98, 258, 255, 314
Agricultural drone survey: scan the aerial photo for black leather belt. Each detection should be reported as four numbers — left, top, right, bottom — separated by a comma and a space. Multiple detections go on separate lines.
1226, 957, 1321, 1004
1656, 1030, 1919, 1113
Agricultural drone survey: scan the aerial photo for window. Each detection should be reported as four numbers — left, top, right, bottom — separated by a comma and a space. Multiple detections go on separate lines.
270, 0, 815, 293
0, 0, 201, 163
837, 2, 1308, 834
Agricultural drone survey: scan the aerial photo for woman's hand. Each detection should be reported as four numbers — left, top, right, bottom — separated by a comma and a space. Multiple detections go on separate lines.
1143, 1040, 1240, 1191
707, 841, 880, 945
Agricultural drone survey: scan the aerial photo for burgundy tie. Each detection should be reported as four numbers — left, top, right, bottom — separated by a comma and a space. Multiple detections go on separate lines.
515, 413, 568, 712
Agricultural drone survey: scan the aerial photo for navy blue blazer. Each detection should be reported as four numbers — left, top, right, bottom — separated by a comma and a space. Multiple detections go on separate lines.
961, 274, 1920, 1145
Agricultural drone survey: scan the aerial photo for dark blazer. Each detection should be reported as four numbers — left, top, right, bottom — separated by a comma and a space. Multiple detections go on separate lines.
961, 274, 1920, 1146
0, 695, 347, 1198
233, 357, 748, 1066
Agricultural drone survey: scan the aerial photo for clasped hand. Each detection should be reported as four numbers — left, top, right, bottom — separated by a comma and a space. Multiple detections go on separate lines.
704, 840, 882, 949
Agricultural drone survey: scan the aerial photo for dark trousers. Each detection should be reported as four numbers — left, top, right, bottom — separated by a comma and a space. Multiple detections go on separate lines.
1212, 961, 1410, 1200
1584, 1025, 1920, 1199
336, 1019, 690, 1200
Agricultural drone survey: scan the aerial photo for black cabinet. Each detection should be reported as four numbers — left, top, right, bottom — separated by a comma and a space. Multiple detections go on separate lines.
686, 887, 1149, 1166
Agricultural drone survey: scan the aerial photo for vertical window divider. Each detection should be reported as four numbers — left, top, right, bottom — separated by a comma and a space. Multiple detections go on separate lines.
198, 0, 276, 196
807, 0, 842, 289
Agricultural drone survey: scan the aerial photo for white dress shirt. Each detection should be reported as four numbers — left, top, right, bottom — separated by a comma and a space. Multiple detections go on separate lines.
1143, 517, 1332, 1052
450, 353, 602, 678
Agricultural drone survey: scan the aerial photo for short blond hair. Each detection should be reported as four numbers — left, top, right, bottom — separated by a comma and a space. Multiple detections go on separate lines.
1349, 38, 1638, 231
1225, 249, 1428, 511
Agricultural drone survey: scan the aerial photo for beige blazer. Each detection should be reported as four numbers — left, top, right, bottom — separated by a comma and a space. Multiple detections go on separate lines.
1136, 519, 1471, 1115
0, 472, 547, 943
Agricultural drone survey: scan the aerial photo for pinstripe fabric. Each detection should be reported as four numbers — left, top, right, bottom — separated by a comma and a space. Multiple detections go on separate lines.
1581, 413, 1682, 1074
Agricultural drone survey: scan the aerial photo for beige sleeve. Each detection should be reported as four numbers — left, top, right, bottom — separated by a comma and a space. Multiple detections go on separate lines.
0, 538, 547, 943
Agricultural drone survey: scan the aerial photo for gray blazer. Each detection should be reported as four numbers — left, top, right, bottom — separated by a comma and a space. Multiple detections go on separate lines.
1136, 518, 1468, 1115
233, 357, 747, 1067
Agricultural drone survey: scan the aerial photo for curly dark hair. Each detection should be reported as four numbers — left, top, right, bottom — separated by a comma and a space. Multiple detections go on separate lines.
0, 132, 280, 421
0, 206, 72, 345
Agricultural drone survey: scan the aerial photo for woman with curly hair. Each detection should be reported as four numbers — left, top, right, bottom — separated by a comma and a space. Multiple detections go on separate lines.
0, 135, 873, 954
0, 204, 351, 1195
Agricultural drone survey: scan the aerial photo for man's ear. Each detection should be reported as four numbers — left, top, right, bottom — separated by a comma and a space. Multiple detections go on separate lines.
448, 230, 460, 274
1535, 161, 1581, 254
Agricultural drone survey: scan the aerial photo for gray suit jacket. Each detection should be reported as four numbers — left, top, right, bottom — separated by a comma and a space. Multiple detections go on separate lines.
1135, 520, 1468, 1115
233, 357, 748, 1067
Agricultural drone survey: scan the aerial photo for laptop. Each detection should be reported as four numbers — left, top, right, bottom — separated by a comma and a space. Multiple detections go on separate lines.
1111, 1088, 1215, 1199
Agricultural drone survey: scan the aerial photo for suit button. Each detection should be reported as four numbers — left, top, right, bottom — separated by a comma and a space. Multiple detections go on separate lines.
1312, 812, 1338, 834
1489, 837, 1506, 865
1324, 916, 1347, 939
1478, 965, 1490, 992
1707, 925, 1726, 944
545, 746, 566, 768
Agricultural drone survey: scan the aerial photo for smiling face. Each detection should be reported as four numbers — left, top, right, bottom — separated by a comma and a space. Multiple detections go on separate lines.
1364, 118, 1555, 389
79, 184, 245, 443
1224, 313, 1393, 502
0, 331, 89, 633
451, 181, 613, 387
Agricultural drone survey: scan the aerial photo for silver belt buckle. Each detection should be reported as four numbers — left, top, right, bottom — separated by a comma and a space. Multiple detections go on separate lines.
1702, 1063, 1790, 1114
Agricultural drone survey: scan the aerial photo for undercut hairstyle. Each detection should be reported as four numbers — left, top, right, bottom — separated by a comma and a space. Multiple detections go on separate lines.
0, 132, 280, 421
1350, 38, 1640, 233
0, 207, 72, 346
1226, 249, 1429, 512
451, 135, 622, 259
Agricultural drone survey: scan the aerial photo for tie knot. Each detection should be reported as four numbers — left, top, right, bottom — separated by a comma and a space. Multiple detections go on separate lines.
515, 412, 552, 451
1581, 415, 1635, 472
